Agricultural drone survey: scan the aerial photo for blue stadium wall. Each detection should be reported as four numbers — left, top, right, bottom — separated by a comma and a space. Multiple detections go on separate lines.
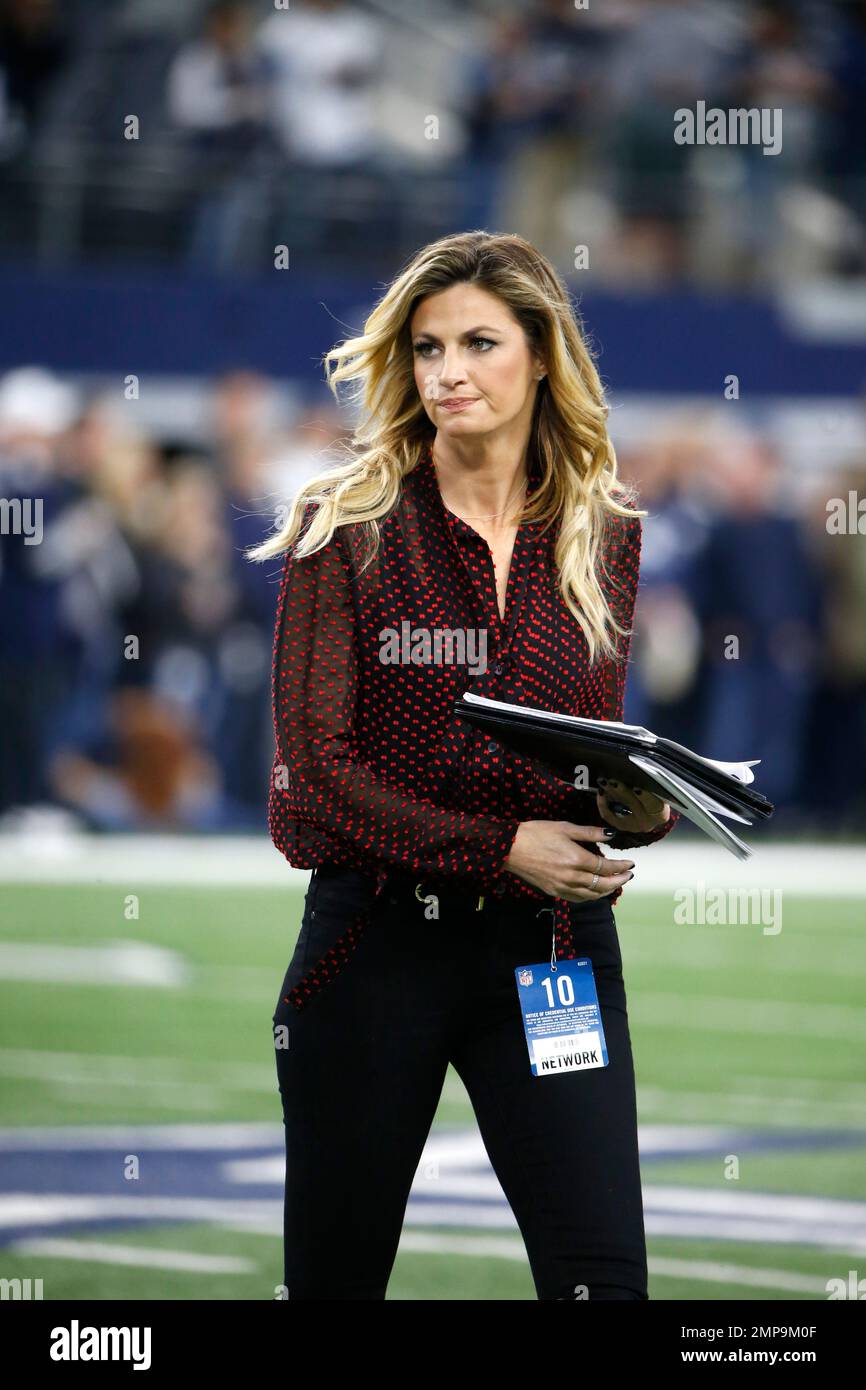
0, 268, 864, 394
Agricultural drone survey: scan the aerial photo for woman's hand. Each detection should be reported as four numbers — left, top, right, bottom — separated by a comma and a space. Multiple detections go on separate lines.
596, 778, 671, 835
504, 821, 635, 902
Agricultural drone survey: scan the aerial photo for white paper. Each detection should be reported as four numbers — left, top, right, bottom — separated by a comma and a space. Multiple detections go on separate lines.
461, 691, 657, 743
628, 754, 753, 860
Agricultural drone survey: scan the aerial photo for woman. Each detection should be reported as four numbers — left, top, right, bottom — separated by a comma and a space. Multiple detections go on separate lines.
251, 230, 680, 1301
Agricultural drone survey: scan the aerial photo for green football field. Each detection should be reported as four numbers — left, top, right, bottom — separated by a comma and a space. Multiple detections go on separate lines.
1, 865, 864, 1301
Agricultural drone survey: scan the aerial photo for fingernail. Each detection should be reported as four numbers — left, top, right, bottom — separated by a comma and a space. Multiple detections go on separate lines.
626, 872, 635, 881
610, 802, 632, 816
603, 829, 616, 838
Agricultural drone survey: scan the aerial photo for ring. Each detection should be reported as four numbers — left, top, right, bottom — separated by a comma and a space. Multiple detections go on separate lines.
590, 854, 602, 890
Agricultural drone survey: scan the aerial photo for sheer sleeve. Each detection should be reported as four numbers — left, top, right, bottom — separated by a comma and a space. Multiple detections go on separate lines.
599, 510, 681, 850
269, 521, 521, 885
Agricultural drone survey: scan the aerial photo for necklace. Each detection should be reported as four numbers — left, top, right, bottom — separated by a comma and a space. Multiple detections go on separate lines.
432, 454, 528, 522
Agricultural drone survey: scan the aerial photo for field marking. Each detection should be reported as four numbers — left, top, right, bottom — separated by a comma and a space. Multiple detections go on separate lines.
9, 1237, 253, 1274
14, 1230, 833, 1296
648, 1257, 827, 1295
0, 1194, 279, 1229
0, 941, 189, 987
0, 835, 864, 895
31, 1086, 227, 1115
1, 1122, 863, 1256
729, 1074, 866, 1100
3, 937, 865, 996
1, 1045, 865, 1127
631, 993, 866, 1041
3, 1228, 832, 1296
397, 1235, 829, 1293
638, 1086, 866, 1125
0, 1120, 742, 1156
0, 1121, 283, 1150
648, 1184, 866, 1223
398, 1231, 527, 1260
0, 1049, 274, 1094
397, 1199, 866, 1253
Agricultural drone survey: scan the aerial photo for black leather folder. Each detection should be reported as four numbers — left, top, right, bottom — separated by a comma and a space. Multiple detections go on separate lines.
454, 693, 775, 858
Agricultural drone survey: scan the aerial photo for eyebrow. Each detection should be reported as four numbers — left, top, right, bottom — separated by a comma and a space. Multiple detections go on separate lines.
411, 325, 502, 342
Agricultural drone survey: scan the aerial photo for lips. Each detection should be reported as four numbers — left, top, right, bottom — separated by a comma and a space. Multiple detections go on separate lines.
439, 398, 479, 410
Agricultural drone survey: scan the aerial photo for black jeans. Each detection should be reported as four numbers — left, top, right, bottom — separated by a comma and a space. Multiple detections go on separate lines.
271, 864, 648, 1301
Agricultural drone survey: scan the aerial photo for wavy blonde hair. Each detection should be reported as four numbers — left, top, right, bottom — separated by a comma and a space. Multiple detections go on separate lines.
248, 230, 645, 664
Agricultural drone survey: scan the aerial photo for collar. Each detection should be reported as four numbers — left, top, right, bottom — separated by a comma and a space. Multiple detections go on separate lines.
409, 439, 547, 649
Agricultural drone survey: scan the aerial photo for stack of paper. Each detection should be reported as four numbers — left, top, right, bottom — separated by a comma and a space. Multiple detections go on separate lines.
455, 692, 774, 860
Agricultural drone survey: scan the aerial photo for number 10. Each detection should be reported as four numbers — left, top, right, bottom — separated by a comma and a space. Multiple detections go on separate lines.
541, 974, 575, 1007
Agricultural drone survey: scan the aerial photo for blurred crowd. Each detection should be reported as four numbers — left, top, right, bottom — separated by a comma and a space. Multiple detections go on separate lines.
1, 363, 865, 837
0, 365, 350, 833
0, 0, 863, 283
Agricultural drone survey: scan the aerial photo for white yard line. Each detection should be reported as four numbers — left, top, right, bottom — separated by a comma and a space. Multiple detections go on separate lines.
0, 835, 306, 887
0, 1048, 864, 1125
638, 1086, 866, 1125
647, 1256, 826, 1295
0, 835, 863, 895
0, 1049, 274, 1092
0, 941, 189, 987
396, 1235, 829, 1293
9, 1237, 253, 1274
0, 1194, 279, 1229
5, 1227, 832, 1294
0, 1121, 283, 1150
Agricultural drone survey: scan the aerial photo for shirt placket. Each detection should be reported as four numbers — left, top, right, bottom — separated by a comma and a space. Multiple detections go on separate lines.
444, 515, 542, 686
447, 518, 577, 948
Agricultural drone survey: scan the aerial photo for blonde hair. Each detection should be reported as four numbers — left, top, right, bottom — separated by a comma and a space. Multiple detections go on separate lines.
248, 230, 645, 663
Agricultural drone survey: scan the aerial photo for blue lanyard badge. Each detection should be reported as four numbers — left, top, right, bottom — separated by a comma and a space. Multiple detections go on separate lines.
514, 958, 608, 1077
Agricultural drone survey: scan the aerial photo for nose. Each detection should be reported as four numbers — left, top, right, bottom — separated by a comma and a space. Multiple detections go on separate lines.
436, 345, 468, 391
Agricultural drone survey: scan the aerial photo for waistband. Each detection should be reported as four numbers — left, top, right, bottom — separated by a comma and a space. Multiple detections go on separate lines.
311, 861, 609, 922
310, 863, 614, 964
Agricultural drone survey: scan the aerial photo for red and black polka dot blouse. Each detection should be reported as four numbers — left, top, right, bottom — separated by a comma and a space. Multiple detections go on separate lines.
268, 439, 679, 930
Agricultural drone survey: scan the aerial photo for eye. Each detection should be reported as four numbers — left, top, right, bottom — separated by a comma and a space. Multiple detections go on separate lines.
412, 337, 497, 357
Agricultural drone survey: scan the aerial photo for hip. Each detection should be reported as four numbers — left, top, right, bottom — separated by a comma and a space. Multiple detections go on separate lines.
274, 862, 625, 1020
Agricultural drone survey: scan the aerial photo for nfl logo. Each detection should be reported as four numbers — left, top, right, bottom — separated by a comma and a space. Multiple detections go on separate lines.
518, 968, 533, 987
